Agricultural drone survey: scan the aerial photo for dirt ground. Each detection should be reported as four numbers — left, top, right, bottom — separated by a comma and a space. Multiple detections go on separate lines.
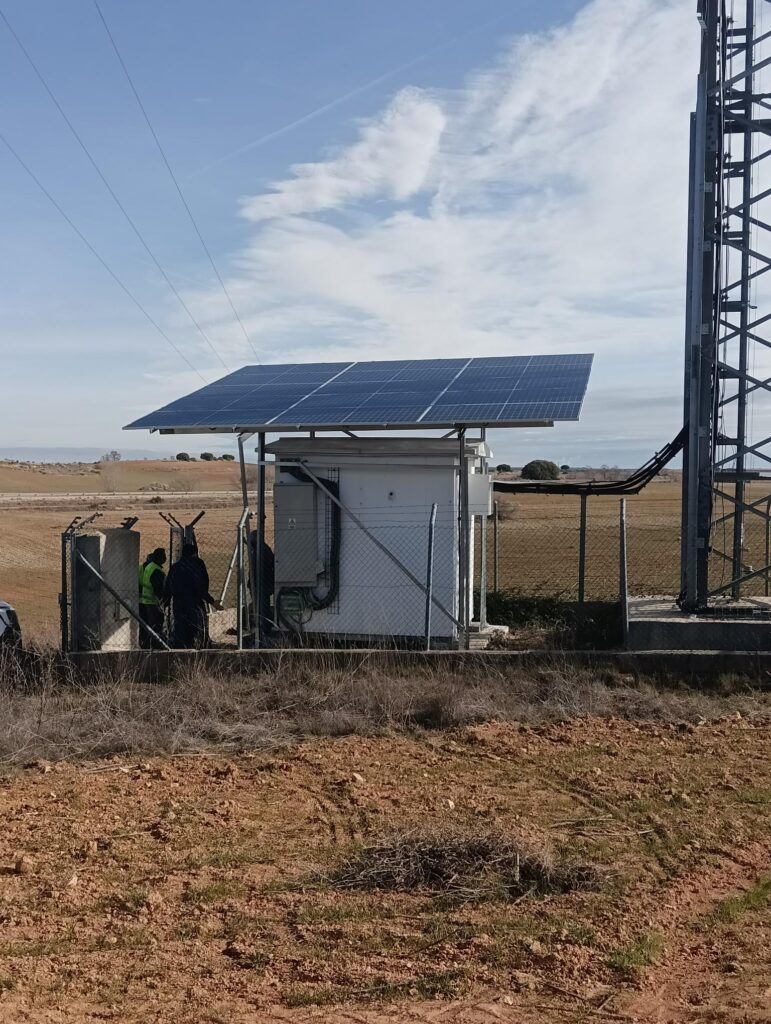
0, 460, 249, 496
0, 715, 768, 1022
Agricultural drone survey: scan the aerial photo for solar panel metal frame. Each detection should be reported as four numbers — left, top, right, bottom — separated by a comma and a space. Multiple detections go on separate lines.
124, 354, 593, 434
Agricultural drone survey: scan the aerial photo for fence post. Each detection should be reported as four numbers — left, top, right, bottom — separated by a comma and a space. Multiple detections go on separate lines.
236, 519, 245, 651
458, 429, 470, 650
254, 432, 266, 649
578, 494, 587, 606
60, 532, 69, 653
68, 532, 78, 653
766, 497, 771, 597
478, 427, 488, 630
619, 498, 629, 646
424, 503, 438, 650
479, 512, 488, 630
218, 537, 240, 609
493, 499, 499, 592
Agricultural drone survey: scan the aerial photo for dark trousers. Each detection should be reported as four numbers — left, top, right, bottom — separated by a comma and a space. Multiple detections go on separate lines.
170, 600, 208, 649
138, 603, 165, 649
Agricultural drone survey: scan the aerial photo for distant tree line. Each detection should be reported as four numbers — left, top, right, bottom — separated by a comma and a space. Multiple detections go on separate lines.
176, 452, 235, 462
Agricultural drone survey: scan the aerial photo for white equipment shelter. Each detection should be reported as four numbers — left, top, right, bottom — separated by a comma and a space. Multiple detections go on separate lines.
269, 437, 492, 645
125, 355, 593, 649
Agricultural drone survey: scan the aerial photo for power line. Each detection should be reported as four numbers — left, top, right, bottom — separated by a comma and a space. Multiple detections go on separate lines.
0, 5, 230, 372
192, 8, 509, 177
91, 0, 262, 363
0, 129, 207, 383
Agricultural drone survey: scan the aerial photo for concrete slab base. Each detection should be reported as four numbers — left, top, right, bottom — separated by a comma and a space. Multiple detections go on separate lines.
468, 621, 509, 650
628, 596, 771, 651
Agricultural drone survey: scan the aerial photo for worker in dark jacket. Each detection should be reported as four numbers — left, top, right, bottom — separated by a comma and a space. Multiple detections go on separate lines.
249, 531, 275, 638
164, 542, 221, 649
138, 547, 167, 649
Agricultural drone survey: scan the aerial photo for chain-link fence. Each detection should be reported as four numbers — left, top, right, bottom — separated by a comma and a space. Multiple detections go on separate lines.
59, 508, 256, 652
270, 493, 460, 646
54, 496, 466, 651
9, 480, 757, 651
484, 488, 682, 601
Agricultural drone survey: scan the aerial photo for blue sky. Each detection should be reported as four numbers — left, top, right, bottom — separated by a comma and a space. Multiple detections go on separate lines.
1, 0, 696, 465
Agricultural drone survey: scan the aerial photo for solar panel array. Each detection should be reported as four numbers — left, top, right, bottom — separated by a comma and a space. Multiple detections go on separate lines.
125, 354, 593, 432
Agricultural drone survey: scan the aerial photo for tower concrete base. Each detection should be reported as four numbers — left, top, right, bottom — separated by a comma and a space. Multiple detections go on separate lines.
628, 596, 771, 652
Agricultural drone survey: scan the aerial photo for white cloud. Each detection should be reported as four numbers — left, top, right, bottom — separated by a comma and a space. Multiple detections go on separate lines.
183, 0, 699, 463
239, 87, 446, 222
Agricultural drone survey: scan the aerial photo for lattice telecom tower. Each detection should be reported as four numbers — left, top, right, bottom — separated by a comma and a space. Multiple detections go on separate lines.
681, 0, 771, 610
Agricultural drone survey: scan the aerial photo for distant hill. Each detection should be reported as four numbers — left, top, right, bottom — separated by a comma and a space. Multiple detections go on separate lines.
0, 446, 173, 463
0, 458, 251, 494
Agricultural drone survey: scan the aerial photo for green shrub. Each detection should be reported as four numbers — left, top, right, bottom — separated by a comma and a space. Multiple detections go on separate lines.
521, 459, 560, 480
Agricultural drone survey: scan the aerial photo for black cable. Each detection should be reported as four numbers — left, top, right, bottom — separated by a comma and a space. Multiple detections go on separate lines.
91, 0, 262, 363
283, 466, 342, 610
492, 428, 687, 497
275, 587, 313, 637
0, 129, 206, 382
0, 5, 229, 372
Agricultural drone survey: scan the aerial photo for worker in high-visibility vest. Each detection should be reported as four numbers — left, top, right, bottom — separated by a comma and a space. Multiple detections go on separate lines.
138, 547, 167, 649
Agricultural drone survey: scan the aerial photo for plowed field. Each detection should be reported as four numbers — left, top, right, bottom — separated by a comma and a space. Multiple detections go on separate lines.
0, 714, 768, 1023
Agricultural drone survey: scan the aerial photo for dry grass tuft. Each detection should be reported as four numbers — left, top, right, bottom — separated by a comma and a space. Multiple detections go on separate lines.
0, 646, 768, 766
328, 828, 606, 902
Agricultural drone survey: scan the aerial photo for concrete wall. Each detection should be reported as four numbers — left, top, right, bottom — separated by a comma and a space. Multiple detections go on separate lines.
62, 646, 771, 684
73, 529, 140, 651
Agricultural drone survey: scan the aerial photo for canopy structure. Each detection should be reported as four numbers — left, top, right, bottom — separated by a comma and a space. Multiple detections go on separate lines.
124, 354, 593, 434
124, 353, 593, 651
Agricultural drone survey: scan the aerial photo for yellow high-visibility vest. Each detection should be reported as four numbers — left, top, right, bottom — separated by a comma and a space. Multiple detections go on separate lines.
139, 561, 163, 606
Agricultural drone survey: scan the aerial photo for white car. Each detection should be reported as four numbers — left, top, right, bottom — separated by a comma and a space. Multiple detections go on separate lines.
0, 600, 21, 647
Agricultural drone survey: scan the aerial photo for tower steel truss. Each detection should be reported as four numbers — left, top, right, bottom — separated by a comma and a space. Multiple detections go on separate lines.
681, 0, 771, 609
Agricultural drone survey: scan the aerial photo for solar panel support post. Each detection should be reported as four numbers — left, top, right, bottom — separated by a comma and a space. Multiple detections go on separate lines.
254, 432, 266, 649
458, 428, 470, 650
237, 434, 256, 649
479, 427, 488, 631
237, 434, 253, 510
236, 517, 244, 650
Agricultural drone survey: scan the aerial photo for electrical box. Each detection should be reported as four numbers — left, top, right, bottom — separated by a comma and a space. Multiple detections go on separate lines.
468, 471, 493, 516
274, 482, 319, 586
